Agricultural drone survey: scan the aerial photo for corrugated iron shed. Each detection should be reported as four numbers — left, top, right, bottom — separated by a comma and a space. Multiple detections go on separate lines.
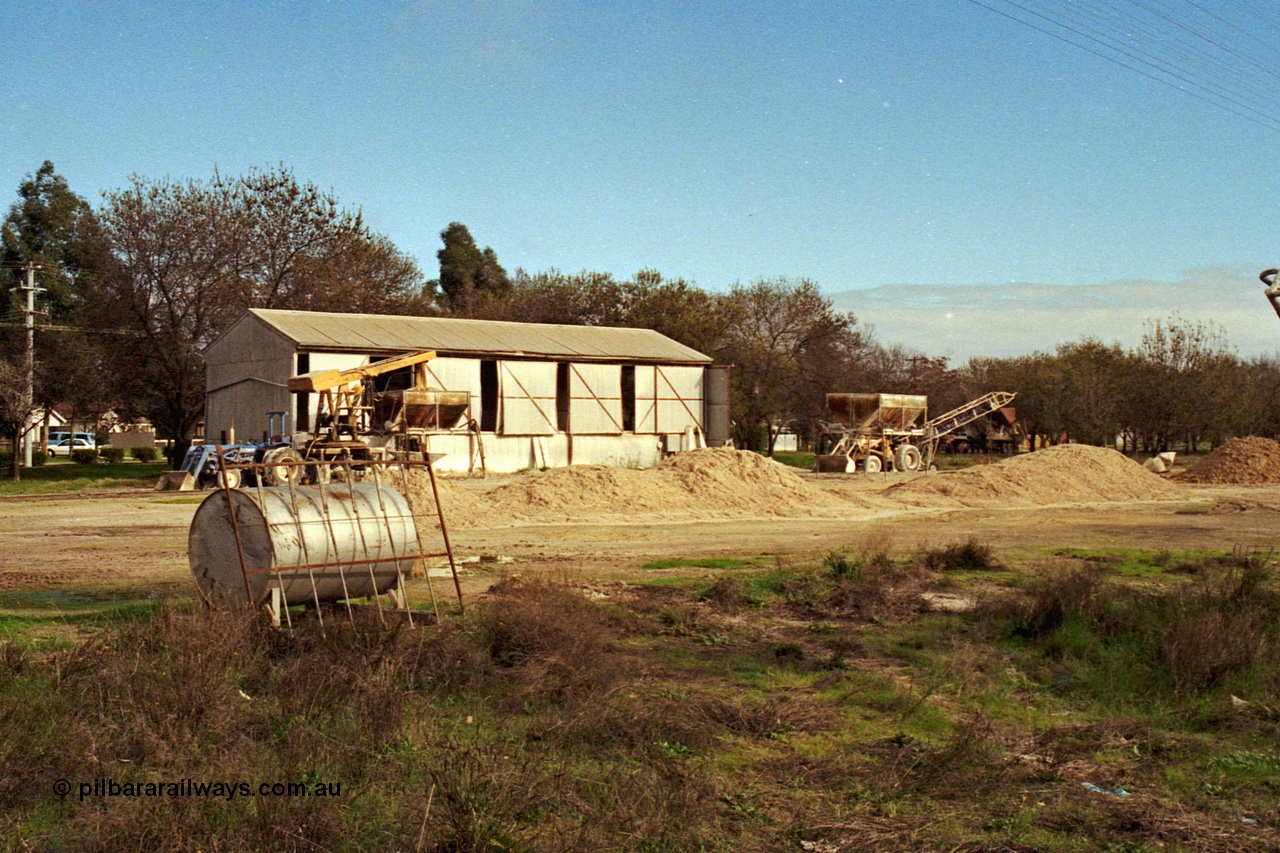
224, 309, 712, 365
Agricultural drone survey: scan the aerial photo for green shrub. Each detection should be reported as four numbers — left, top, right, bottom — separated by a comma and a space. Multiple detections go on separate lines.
0, 450, 47, 467
997, 557, 1280, 699
823, 549, 863, 580
129, 445, 159, 462
101, 447, 127, 463
70, 448, 99, 464
922, 538, 998, 572
773, 641, 804, 662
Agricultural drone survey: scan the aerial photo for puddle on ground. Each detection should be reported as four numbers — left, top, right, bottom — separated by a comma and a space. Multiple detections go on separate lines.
0, 582, 194, 611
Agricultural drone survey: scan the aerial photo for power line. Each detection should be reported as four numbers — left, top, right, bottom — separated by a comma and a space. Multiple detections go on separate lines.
964, 0, 1280, 132
991, 0, 1280, 127
0, 321, 142, 337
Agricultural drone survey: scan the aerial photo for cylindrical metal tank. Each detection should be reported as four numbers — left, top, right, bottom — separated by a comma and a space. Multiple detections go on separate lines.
189, 482, 418, 607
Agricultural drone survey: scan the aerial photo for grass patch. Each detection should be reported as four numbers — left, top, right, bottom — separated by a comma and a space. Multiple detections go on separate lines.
640, 556, 770, 570
2, 553, 1277, 851
0, 462, 170, 497
1050, 546, 1223, 573
766, 450, 815, 470
993, 550, 1280, 704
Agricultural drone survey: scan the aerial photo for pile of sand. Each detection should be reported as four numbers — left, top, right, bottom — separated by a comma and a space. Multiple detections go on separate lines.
1175, 436, 1280, 485
410, 449, 858, 528
407, 444, 1187, 530
655, 448, 834, 511
885, 444, 1185, 509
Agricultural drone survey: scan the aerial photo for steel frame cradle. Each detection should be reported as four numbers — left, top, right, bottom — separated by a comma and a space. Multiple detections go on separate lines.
212, 447, 462, 631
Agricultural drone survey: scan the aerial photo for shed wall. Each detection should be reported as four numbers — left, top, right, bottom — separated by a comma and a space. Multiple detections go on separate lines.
205, 317, 296, 442
207, 380, 290, 444
655, 366, 704, 433
634, 365, 658, 433
205, 314, 714, 473
500, 361, 557, 435
568, 363, 623, 434
416, 432, 665, 475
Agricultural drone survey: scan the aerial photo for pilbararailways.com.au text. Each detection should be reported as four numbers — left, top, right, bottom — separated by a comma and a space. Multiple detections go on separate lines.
54, 778, 342, 802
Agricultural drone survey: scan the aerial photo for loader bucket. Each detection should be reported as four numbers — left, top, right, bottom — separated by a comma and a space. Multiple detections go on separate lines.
815, 454, 855, 473
155, 471, 195, 491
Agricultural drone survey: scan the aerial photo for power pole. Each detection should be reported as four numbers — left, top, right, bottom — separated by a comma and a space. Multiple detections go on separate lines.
12, 264, 44, 468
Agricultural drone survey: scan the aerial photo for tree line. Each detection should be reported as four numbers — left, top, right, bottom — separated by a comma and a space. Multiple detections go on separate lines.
1, 163, 426, 474
3, 161, 1278, 478
969, 320, 1280, 453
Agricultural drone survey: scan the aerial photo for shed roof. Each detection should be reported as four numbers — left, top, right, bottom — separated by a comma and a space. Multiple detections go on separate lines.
221, 309, 712, 364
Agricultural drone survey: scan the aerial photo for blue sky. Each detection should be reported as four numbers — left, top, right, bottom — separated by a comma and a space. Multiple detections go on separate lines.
5, 1, 1280, 355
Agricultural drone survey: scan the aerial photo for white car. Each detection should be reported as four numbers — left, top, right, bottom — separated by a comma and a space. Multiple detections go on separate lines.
48, 437, 97, 457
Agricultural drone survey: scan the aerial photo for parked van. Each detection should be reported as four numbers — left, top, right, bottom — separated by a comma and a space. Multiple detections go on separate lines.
48, 431, 95, 445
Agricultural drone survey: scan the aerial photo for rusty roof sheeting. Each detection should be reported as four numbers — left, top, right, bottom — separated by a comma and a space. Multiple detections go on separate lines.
236, 309, 712, 364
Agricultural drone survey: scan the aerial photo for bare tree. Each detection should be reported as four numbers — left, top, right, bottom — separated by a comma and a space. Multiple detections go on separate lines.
0, 356, 28, 480
98, 169, 429, 463
225, 166, 427, 313
1134, 314, 1233, 451
721, 277, 866, 453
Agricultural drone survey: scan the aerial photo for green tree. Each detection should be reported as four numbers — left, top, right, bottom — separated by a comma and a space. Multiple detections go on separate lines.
1230, 355, 1280, 439
1, 161, 110, 322
1133, 314, 1233, 451
1056, 339, 1131, 447
1, 161, 118, 453
435, 222, 510, 310
620, 270, 728, 358
504, 269, 627, 326
966, 353, 1065, 449
447, 264, 735, 362
225, 166, 427, 313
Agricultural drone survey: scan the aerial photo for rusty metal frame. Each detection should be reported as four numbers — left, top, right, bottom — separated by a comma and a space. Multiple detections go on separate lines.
209, 455, 461, 629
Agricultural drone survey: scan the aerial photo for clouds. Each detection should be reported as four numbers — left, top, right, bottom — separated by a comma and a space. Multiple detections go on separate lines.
829, 268, 1280, 361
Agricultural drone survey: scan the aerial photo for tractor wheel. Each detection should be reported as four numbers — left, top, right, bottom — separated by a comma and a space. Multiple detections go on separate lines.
863, 455, 883, 473
215, 468, 241, 490
261, 447, 304, 487
894, 444, 923, 473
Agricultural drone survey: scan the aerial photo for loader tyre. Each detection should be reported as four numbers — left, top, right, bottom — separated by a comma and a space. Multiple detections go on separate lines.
215, 468, 241, 490
894, 444, 922, 473
863, 455, 883, 473
261, 447, 304, 486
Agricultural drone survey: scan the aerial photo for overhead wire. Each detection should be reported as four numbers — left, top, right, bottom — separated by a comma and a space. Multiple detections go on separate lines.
996, 0, 1280, 127
1175, 0, 1280, 64
1225, 0, 1280, 40
1057, 0, 1280, 122
1083, 0, 1266, 85
963, 0, 1280, 132
1037, 0, 1280, 110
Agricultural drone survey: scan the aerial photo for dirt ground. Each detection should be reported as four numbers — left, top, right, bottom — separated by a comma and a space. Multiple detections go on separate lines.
3, 450, 1280, 608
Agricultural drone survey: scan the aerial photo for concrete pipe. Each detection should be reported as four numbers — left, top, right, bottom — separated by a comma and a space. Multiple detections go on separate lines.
189, 482, 418, 607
